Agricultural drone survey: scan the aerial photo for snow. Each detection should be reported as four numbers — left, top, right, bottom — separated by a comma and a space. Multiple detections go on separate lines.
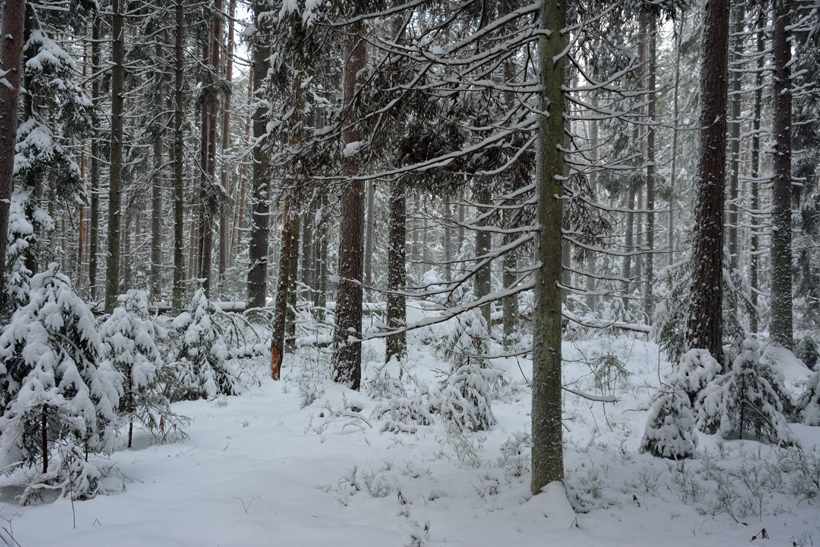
2, 320, 820, 546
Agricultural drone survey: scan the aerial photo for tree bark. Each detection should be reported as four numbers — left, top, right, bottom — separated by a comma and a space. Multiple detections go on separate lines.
105, 0, 126, 312
727, 1, 744, 278
364, 180, 375, 290
286, 215, 300, 352
219, 0, 235, 280
172, 0, 186, 312
151, 36, 165, 300
332, 21, 366, 390
474, 185, 492, 325
0, 0, 26, 300
89, 16, 102, 301
643, 13, 656, 319
770, 2, 792, 349
532, 0, 566, 495
750, 9, 765, 335
270, 201, 293, 380
685, 0, 730, 361
386, 179, 407, 363
247, 1, 271, 309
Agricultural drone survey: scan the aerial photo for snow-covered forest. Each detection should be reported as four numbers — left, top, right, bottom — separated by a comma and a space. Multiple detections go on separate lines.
1, 0, 820, 545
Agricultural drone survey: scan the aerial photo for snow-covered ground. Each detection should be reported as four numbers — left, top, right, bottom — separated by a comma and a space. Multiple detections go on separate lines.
2, 323, 819, 547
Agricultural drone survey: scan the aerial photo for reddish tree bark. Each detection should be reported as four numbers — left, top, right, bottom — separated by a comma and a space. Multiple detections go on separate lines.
0, 0, 26, 300
332, 21, 367, 390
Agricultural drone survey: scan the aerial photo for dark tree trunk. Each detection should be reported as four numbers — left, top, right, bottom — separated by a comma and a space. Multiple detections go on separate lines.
151, 37, 165, 300
474, 185, 492, 325
219, 0, 234, 280
727, 1, 744, 279
750, 9, 765, 335
532, 0, 566, 494
89, 16, 102, 301
0, 0, 26, 300
247, 1, 271, 309
386, 179, 407, 363
364, 180, 375, 291
502, 209, 518, 348
270, 203, 294, 380
286, 215, 300, 352
332, 21, 366, 390
770, 2, 792, 349
105, 0, 126, 312
172, 0, 186, 312
685, 0, 730, 361
643, 13, 656, 319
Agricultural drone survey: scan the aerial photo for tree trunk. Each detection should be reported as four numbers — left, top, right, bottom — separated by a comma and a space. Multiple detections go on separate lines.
750, 10, 765, 335
150, 37, 165, 300
172, 0, 186, 312
105, 0, 126, 312
643, 13, 656, 320
247, 1, 271, 309
532, 0, 566, 495
727, 1, 744, 279
669, 13, 685, 273
586, 93, 599, 312
219, 0, 235, 280
685, 0, 730, 361
0, 0, 25, 300
502, 208, 518, 348
770, 2, 792, 349
89, 16, 102, 301
364, 180, 375, 291
386, 179, 407, 363
474, 185, 492, 325
286, 215, 300, 352
270, 201, 293, 380
332, 21, 366, 390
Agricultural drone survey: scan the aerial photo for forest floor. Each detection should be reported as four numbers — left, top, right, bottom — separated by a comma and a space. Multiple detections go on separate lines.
1, 308, 819, 547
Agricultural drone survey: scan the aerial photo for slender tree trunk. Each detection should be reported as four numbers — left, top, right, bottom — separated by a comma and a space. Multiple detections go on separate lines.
532, 0, 566, 495
89, 16, 101, 302
443, 197, 452, 282
750, 10, 765, 335
286, 215, 300, 352
685, 0, 730, 361
364, 180, 375, 291
270, 201, 293, 380
332, 21, 366, 390
669, 13, 684, 273
301, 201, 313, 298
172, 0, 186, 312
502, 208, 518, 348
622, 190, 635, 310
247, 1, 271, 309
643, 14, 656, 319
219, 0, 235, 279
386, 179, 407, 363
770, 2, 792, 349
586, 93, 599, 312
105, 0, 126, 312
474, 185, 492, 325
151, 38, 165, 300
0, 0, 26, 300
728, 1, 744, 279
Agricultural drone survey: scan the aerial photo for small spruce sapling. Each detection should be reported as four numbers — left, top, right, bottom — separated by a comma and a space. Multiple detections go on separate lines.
640, 368, 698, 460
172, 288, 241, 400
797, 368, 820, 426
435, 310, 499, 432
99, 290, 167, 447
0, 265, 121, 498
697, 339, 797, 445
